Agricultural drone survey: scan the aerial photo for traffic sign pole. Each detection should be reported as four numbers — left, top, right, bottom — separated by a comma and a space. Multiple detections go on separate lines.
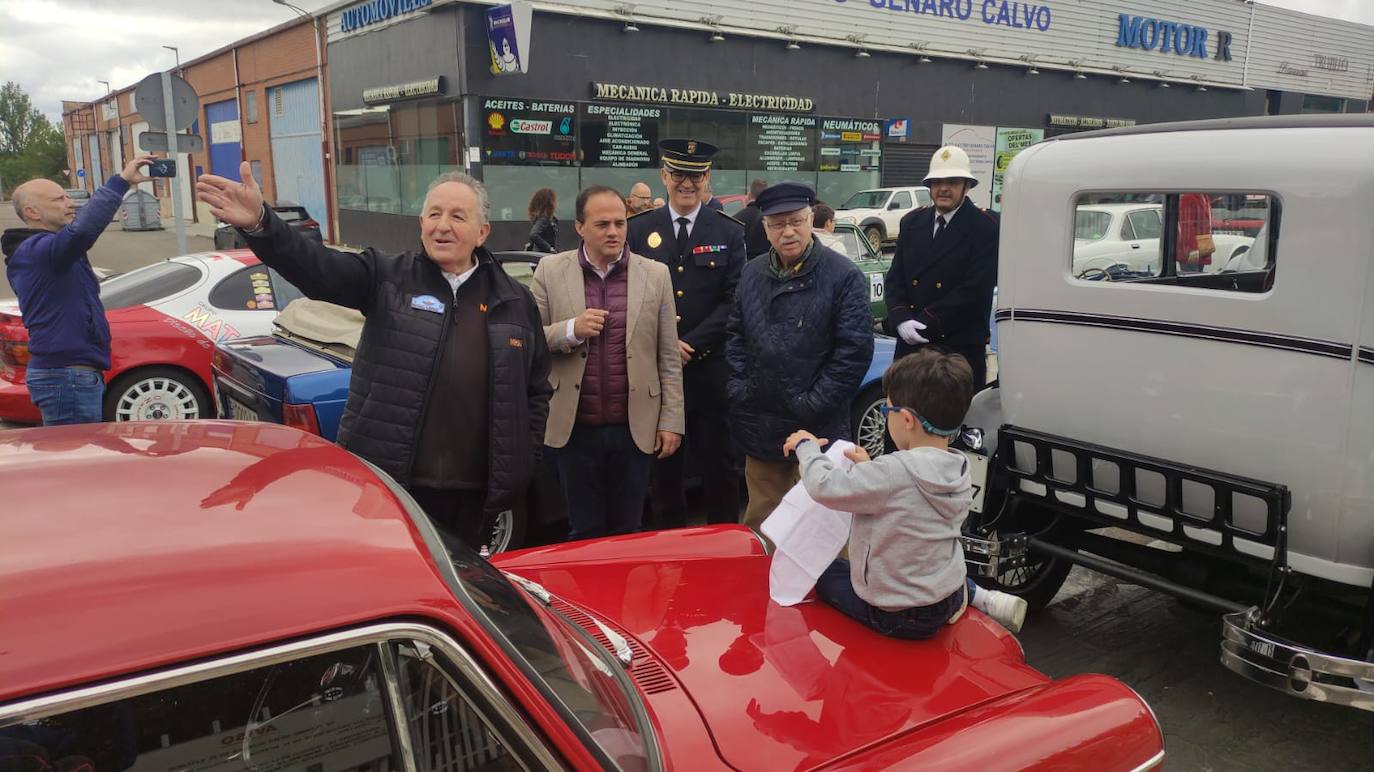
161, 71, 187, 256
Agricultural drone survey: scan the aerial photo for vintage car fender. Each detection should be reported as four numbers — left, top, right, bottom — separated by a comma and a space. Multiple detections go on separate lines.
830, 674, 1164, 771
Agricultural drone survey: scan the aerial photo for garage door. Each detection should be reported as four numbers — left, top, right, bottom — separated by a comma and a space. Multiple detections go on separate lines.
881, 143, 938, 188
206, 99, 242, 182
269, 79, 329, 240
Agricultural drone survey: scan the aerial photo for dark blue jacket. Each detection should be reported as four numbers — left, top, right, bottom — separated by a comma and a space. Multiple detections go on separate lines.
726, 240, 874, 462
1, 176, 128, 370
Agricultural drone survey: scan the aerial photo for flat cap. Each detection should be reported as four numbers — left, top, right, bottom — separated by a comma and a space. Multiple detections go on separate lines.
754, 181, 817, 215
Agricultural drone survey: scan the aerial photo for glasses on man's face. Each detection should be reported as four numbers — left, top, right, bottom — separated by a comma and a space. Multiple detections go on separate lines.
667, 171, 705, 183
764, 216, 810, 232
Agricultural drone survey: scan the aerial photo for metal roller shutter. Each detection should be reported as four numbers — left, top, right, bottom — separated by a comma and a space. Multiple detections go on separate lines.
881, 143, 938, 188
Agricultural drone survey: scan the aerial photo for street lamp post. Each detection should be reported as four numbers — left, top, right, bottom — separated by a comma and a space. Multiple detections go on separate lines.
274, 0, 333, 243
161, 45, 180, 69
97, 80, 110, 95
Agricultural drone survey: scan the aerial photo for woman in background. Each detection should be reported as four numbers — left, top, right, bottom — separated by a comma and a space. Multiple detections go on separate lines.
526, 188, 558, 253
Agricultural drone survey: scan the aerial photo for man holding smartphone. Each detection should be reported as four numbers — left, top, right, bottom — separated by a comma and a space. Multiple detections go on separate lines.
1, 155, 157, 425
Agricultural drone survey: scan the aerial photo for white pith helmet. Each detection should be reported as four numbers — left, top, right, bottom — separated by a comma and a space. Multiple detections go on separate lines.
924, 145, 978, 188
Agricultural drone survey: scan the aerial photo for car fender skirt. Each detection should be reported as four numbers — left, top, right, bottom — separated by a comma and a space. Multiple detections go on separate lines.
839, 674, 1164, 771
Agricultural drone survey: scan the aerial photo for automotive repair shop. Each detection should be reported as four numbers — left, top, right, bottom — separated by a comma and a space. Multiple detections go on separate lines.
320, 0, 1372, 251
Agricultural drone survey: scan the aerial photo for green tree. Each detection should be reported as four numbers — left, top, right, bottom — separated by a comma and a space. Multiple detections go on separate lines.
0, 81, 67, 197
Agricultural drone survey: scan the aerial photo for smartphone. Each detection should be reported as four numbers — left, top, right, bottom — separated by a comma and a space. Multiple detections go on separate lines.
147, 159, 177, 178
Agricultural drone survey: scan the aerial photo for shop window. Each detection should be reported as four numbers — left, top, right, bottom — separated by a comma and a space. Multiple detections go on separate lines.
1301, 94, 1345, 114
1071, 192, 1278, 292
335, 100, 462, 215
246, 91, 258, 124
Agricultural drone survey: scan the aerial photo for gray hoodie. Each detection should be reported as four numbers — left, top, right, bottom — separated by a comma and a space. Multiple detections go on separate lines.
796, 442, 973, 610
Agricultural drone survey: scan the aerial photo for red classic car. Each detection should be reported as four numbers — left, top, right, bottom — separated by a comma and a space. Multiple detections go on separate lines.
0, 421, 1164, 771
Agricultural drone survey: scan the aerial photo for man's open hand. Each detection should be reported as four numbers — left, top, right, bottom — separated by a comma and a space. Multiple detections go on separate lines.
196, 160, 265, 229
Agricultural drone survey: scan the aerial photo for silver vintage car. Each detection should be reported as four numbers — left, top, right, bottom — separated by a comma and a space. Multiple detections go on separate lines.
959, 114, 1374, 710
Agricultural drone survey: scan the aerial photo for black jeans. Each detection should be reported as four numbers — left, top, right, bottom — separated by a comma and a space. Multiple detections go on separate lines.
650, 357, 740, 528
815, 559, 971, 640
554, 423, 653, 541
408, 487, 486, 551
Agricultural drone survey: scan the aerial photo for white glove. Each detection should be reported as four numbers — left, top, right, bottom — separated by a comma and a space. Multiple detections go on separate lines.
897, 319, 929, 345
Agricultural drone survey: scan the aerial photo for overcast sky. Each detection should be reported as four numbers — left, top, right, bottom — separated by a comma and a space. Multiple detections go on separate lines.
3, 0, 1371, 123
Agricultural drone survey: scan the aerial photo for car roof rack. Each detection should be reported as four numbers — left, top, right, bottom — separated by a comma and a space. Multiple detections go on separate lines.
1059, 113, 1374, 141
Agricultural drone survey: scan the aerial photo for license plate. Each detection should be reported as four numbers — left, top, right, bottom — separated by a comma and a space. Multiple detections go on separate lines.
229, 397, 260, 422
961, 450, 990, 513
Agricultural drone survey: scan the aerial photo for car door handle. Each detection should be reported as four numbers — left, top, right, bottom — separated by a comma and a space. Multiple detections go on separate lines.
1130, 243, 1141, 249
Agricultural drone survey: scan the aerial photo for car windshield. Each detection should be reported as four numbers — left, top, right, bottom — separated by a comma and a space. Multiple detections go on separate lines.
393, 490, 655, 771
840, 190, 891, 210
99, 261, 204, 310
1074, 210, 1112, 241
826, 226, 869, 261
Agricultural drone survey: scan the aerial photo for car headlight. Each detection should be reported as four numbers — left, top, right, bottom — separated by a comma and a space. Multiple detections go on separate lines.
836, 216, 856, 225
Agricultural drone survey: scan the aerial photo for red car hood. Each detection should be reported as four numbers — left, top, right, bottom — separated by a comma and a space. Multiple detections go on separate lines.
501, 544, 1046, 770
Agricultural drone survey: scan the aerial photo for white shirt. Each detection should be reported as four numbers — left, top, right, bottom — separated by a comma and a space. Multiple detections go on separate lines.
442, 258, 480, 297
668, 202, 702, 239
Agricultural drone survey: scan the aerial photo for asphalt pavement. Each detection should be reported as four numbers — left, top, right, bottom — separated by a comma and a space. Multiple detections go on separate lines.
1022, 566, 1374, 770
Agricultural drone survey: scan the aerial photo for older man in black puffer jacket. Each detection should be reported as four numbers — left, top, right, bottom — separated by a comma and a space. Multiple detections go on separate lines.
197, 163, 551, 551
726, 182, 874, 532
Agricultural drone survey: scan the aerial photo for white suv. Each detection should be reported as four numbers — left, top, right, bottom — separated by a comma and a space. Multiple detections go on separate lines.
835, 186, 932, 250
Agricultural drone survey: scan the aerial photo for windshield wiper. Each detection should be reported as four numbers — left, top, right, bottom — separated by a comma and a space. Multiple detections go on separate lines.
503, 571, 633, 669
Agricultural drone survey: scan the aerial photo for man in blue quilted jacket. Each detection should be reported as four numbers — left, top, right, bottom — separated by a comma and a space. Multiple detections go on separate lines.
726, 182, 873, 533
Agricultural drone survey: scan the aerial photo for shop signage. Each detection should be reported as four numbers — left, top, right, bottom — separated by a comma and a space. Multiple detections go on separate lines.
482, 97, 576, 167
339, 0, 431, 34
580, 104, 662, 168
885, 118, 910, 139
1114, 14, 1233, 62
1277, 62, 1310, 77
1312, 54, 1349, 72
749, 114, 817, 172
362, 77, 444, 104
1047, 114, 1136, 129
590, 82, 814, 113
991, 127, 1043, 212
486, 2, 533, 75
839, 0, 1053, 33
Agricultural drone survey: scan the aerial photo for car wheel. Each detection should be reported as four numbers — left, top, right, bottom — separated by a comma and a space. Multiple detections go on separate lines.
863, 225, 884, 252
481, 498, 528, 554
104, 367, 211, 422
850, 384, 888, 459
972, 492, 1077, 609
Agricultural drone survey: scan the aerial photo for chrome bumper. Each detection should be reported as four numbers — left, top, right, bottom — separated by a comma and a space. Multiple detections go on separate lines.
1221, 607, 1374, 711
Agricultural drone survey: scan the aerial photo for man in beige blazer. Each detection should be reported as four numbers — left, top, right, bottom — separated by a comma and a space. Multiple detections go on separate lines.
531, 185, 685, 540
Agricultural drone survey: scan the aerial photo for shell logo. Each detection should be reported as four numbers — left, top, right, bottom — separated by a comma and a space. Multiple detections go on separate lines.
488, 112, 505, 131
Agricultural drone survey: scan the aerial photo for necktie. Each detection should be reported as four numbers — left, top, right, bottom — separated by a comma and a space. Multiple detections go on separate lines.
676, 217, 691, 258
934, 215, 947, 239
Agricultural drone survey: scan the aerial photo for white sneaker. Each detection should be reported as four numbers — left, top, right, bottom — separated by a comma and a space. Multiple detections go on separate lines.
980, 589, 1028, 633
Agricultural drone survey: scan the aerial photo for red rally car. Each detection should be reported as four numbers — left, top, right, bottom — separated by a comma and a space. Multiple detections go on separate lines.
0, 251, 301, 424
0, 421, 1165, 771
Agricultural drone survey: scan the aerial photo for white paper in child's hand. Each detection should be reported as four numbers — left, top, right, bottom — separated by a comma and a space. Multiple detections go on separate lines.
762, 440, 856, 606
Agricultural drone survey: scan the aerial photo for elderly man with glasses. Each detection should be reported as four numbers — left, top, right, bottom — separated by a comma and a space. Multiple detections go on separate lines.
628, 138, 746, 529
725, 181, 874, 534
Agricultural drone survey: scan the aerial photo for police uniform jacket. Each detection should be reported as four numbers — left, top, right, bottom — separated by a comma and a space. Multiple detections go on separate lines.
627, 206, 745, 361
884, 198, 999, 358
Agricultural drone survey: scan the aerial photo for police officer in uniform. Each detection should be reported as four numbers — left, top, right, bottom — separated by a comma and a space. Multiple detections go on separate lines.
884, 144, 999, 387
628, 139, 746, 527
